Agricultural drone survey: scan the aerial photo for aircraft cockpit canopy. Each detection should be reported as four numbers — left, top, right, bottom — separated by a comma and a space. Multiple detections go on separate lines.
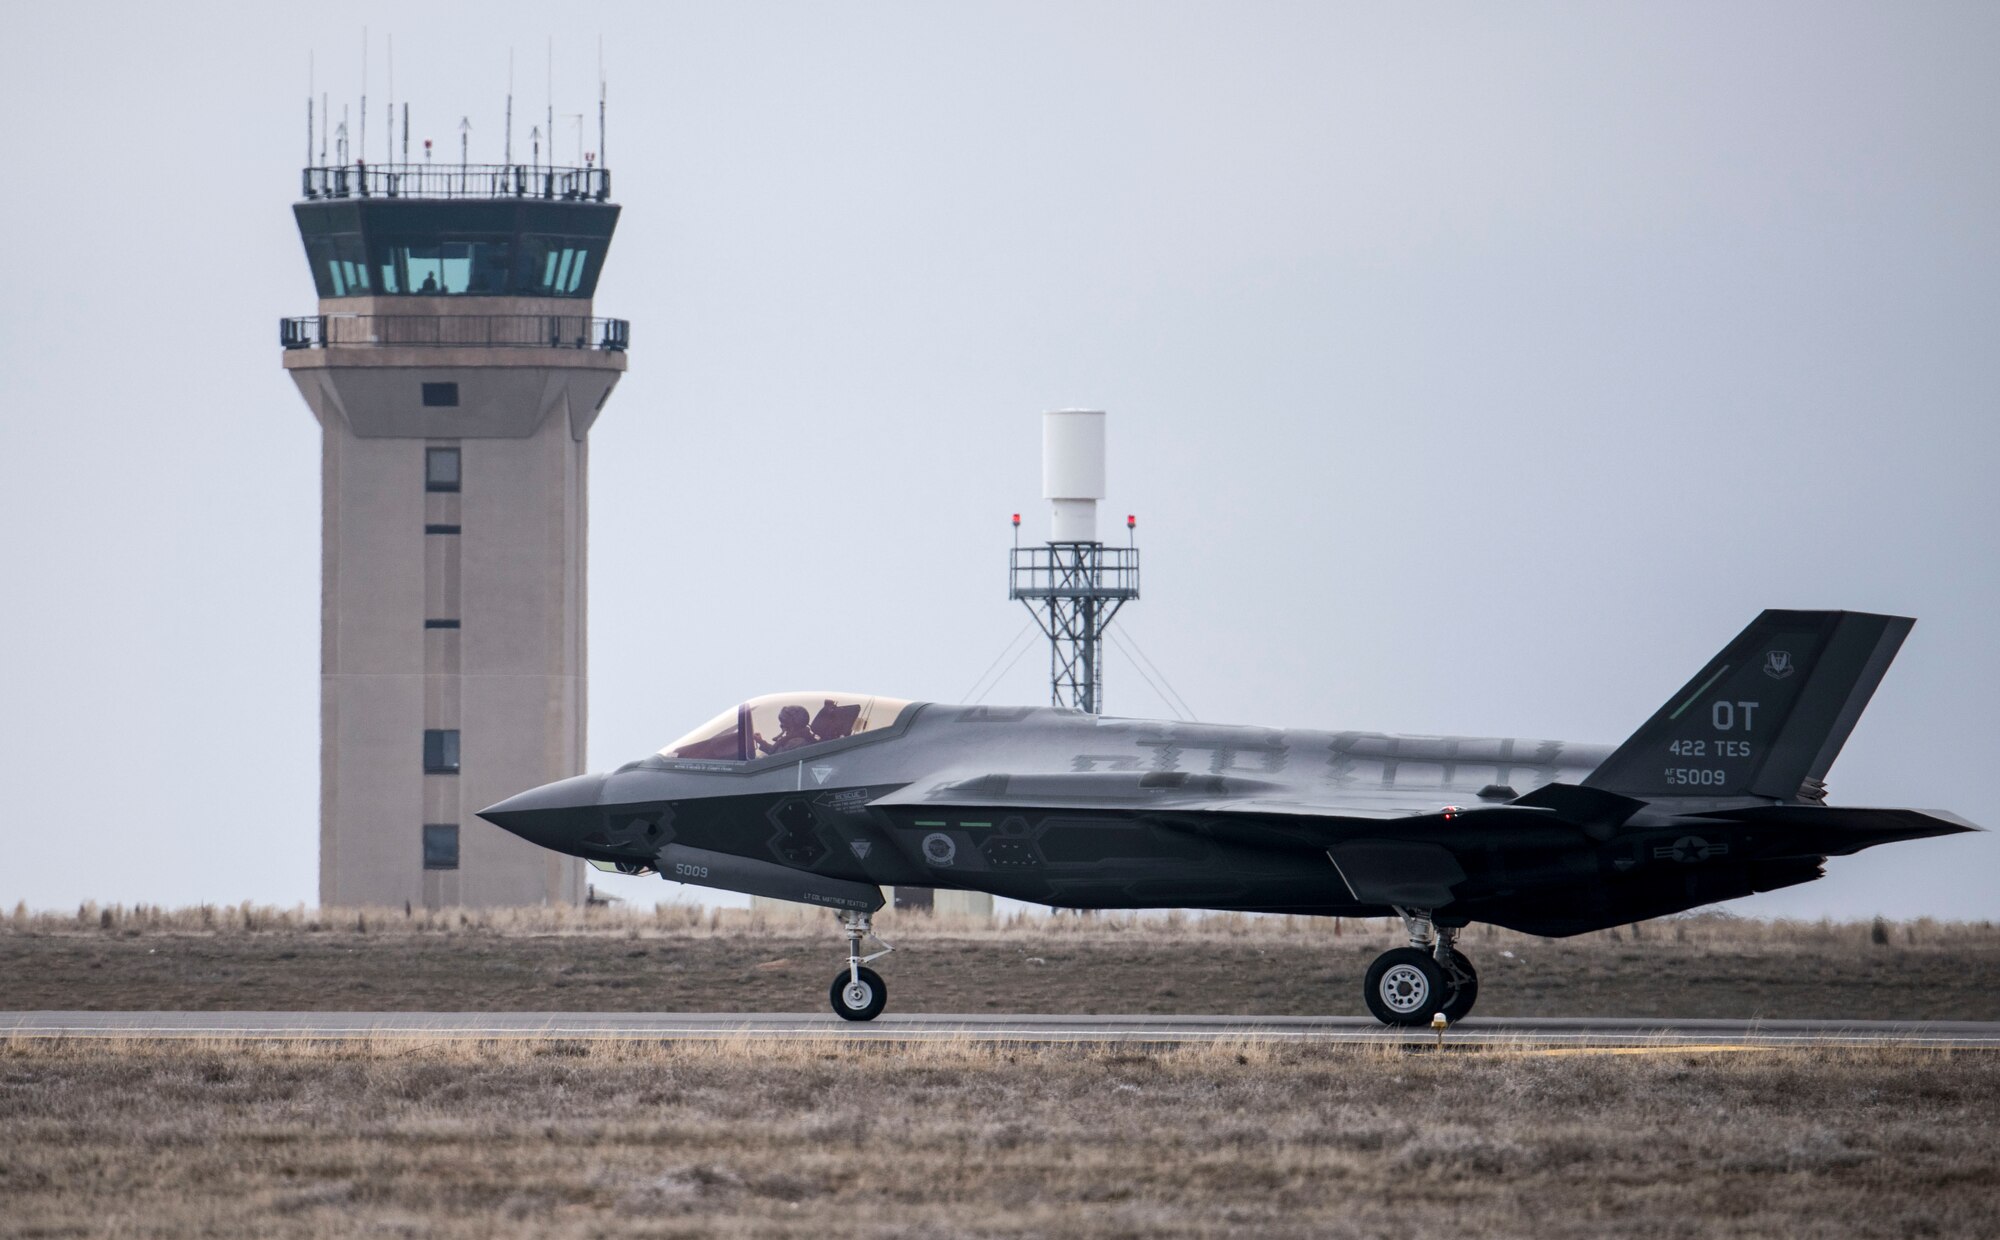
661, 693, 914, 763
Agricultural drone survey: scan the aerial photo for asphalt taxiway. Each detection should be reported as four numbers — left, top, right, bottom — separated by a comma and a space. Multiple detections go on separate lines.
4, 1012, 1996, 1049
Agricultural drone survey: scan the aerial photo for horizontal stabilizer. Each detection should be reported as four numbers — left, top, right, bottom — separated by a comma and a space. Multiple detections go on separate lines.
1685, 805, 1979, 856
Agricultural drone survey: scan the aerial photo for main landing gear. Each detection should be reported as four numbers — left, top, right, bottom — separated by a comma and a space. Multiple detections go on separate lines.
1363, 907, 1479, 1027
828, 910, 894, 1022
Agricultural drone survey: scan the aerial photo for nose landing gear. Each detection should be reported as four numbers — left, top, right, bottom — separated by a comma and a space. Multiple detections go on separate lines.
829, 910, 894, 1022
1363, 908, 1478, 1027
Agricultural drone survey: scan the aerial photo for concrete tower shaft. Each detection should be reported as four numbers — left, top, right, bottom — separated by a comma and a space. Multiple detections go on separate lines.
281, 162, 628, 909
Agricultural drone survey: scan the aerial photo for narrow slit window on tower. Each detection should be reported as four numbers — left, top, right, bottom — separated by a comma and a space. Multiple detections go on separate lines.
423, 824, 460, 870
425, 447, 461, 492
422, 382, 460, 407
423, 729, 460, 774
424, 619, 461, 630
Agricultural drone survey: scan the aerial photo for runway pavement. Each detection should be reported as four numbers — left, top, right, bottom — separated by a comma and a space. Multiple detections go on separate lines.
4, 1011, 1998, 1049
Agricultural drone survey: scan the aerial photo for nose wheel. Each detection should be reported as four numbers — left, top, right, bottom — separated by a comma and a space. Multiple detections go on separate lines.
831, 966, 887, 1021
828, 910, 894, 1022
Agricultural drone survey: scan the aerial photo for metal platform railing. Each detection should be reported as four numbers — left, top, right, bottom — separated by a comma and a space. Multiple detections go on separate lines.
1008, 545, 1141, 601
300, 163, 612, 202
280, 315, 629, 351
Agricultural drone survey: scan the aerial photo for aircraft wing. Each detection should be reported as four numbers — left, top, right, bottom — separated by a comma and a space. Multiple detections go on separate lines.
868, 770, 1294, 810
872, 769, 1975, 931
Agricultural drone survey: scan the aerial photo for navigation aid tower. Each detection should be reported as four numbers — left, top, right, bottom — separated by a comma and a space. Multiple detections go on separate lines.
281, 156, 629, 909
1009, 410, 1139, 714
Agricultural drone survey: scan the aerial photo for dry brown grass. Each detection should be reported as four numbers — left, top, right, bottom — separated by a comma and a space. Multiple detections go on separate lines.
9, 899, 1993, 948
6, 907, 2000, 1020
1, 1035, 1995, 1238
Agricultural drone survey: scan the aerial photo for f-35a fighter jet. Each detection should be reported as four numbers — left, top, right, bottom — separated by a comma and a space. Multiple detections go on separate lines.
481, 610, 1975, 1026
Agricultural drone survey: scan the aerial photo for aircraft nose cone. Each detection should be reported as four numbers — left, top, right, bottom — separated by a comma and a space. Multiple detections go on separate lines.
478, 773, 606, 851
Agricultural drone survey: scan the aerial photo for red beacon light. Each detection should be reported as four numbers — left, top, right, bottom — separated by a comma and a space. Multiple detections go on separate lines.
1127, 514, 1136, 529
1011, 513, 1021, 527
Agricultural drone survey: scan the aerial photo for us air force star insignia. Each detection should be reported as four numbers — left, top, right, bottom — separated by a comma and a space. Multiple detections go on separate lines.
811, 765, 834, 785
1763, 650, 1795, 679
849, 840, 872, 860
1653, 836, 1728, 864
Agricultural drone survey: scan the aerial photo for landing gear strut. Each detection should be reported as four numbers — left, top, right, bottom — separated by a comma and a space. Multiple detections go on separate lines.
1362, 907, 1479, 1027
828, 910, 893, 1022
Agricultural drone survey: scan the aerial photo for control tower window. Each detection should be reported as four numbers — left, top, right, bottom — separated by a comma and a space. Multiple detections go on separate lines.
661, 693, 913, 763
520, 238, 600, 296
310, 237, 372, 296
382, 239, 513, 296
426, 447, 461, 492
296, 200, 616, 297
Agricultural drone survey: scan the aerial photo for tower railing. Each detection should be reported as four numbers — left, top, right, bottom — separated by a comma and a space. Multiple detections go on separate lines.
1008, 545, 1141, 600
301, 163, 612, 202
281, 314, 629, 351
1009, 544, 1140, 713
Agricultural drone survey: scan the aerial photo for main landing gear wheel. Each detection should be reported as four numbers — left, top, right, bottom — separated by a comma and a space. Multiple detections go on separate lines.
1437, 949, 1479, 1022
830, 966, 887, 1022
1364, 947, 1446, 1027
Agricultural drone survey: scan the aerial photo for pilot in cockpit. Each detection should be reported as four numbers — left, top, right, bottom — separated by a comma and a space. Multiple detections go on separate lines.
755, 704, 819, 756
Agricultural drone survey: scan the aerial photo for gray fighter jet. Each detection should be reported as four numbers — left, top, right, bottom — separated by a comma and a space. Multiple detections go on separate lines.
481, 609, 1975, 1025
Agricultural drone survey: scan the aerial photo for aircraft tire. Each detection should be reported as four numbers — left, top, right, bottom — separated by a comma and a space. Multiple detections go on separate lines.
830, 966, 888, 1022
1363, 947, 1447, 1027
1438, 950, 1479, 1022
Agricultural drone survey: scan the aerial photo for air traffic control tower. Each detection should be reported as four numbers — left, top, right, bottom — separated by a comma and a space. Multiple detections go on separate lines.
281, 158, 627, 909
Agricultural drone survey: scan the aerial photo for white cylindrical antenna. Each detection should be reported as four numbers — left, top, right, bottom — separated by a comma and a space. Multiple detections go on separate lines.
546, 37, 553, 168
459, 116, 471, 167
320, 91, 328, 161
598, 35, 606, 166
359, 27, 367, 165
306, 53, 314, 167
401, 103, 408, 160
505, 48, 514, 164
335, 115, 348, 165
530, 125, 541, 170
1043, 410, 1107, 543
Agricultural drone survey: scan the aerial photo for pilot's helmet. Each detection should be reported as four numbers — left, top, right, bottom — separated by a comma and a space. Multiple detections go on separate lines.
779, 704, 811, 730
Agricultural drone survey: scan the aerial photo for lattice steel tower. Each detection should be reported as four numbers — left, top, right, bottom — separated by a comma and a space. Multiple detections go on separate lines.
1008, 410, 1139, 714
281, 148, 628, 909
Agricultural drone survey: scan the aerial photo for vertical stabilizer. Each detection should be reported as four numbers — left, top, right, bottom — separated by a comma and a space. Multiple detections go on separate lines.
1582, 610, 1913, 801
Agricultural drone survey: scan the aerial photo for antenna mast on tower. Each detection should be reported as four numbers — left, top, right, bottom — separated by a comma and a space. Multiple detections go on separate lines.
1008, 410, 1140, 714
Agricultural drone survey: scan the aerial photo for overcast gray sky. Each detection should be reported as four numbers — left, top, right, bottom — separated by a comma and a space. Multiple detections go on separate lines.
2, 2, 1994, 918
